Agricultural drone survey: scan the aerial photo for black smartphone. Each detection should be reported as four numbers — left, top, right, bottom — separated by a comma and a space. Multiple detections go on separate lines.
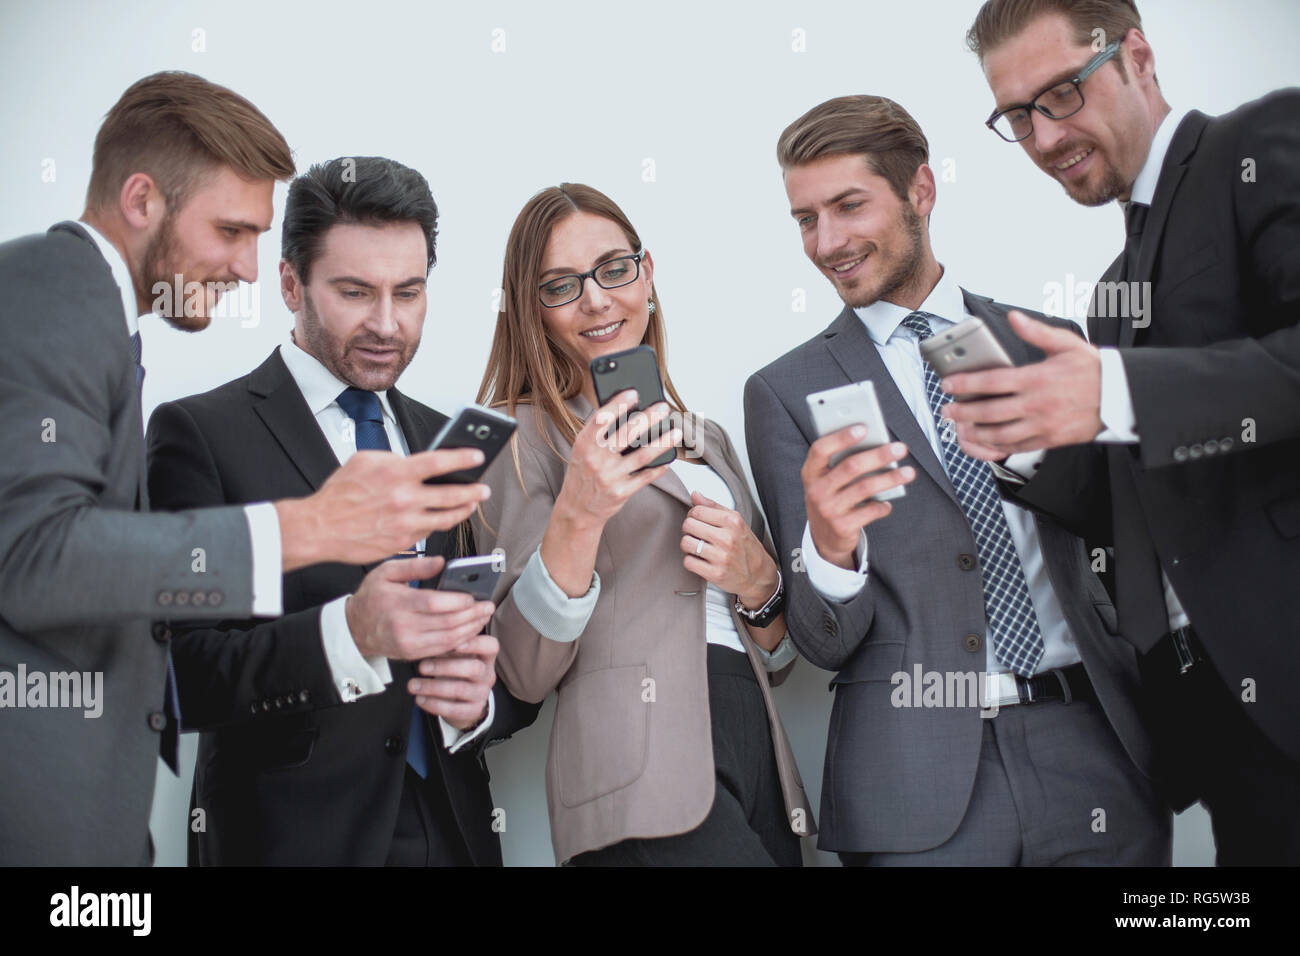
424, 404, 517, 484
436, 554, 503, 602
589, 345, 676, 470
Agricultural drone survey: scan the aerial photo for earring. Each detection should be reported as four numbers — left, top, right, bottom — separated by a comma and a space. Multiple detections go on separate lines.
648, 300, 656, 315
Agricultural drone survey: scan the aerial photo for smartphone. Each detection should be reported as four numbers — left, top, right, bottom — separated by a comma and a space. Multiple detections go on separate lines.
424, 404, 517, 484
917, 317, 1013, 400
805, 380, 905, 502
436, 554, 503, 602
589, 345, 676, 470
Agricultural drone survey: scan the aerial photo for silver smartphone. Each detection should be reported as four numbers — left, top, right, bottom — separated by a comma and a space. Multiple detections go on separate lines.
436, 554, 503, 602
917, 317, 1013, 400
805, 380, 904, 502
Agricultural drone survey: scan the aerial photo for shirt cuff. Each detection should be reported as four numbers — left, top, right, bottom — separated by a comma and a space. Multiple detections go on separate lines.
319, 595, 392, 702
754, 632, 798, 671
511, 547, 600, 643
244, 502, 283, 617
993, 450, 1047, 484
1096, 348, 1140, 443
801, 521, 868, 603
439, 691, 495, 754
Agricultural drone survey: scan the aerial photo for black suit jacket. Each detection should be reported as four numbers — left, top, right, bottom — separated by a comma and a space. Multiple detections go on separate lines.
146, 348, 539, 865
1004, 91, 1300, 766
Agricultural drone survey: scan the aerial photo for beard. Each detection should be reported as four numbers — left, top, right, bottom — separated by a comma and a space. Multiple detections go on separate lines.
299, 290, 418, 392
834, 202, 926, 310
140, 211, 227, 332
1045, 144, 1130, 207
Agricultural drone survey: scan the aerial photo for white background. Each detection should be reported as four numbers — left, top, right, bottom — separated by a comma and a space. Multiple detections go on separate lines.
4, 0, 1296, 866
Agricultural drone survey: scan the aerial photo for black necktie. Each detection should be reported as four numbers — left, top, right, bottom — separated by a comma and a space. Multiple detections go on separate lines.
1120, 201, 1149, 282
335, 387, 434, 778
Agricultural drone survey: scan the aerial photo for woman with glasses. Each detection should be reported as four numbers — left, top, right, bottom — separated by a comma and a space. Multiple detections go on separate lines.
471, 183, 813, 866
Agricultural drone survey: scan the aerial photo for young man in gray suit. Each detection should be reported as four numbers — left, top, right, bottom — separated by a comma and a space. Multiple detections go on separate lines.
0, 73, 491, 865
744, 95, 1171, 865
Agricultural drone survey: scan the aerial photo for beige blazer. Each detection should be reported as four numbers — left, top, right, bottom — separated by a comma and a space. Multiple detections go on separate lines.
473, 396, 815, 863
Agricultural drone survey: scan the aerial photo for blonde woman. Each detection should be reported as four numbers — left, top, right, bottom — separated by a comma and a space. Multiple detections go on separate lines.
472, 183, 814, 865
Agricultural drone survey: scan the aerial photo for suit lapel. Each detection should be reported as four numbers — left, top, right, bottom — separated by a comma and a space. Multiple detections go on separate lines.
1120, 111, 1210, 348
820, 306, 959, 508
248, 350, 340, 491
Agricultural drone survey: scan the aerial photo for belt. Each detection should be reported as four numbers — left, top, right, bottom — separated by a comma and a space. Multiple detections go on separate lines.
1145, 624, 1205, 677
983, 662, 1097, 709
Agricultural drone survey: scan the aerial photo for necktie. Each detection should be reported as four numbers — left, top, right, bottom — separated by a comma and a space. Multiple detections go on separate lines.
900, 313, 1046, 677
132, 331, 183, 750
1119, 201, 1149, 283
335, 387, 433, 778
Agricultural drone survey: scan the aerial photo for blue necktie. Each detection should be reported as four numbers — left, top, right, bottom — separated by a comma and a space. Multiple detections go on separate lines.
335, 387, 433, 778
132, 332, 183, 733
900, 313, 1046, 677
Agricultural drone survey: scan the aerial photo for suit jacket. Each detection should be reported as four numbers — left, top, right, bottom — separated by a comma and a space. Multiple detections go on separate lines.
744, 291, 1156, 854
0, 222, 256, 865
471, 398, 815, 864
1003, 91, 1300, 767
145, 349, 540, 865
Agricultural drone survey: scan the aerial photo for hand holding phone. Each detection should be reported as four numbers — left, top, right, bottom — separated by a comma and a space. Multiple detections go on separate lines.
425, 404, 517, 484
590, 345, 677, 470
805, 381, 905, 501
917, 317, 1013, 400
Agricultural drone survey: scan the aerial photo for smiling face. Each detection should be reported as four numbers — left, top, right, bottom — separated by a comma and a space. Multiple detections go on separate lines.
283, 220, 427, 391
982, 14, 1160, 206
537, 211, 654, 395
784, 153, 932, 310
139, 165, 274, 330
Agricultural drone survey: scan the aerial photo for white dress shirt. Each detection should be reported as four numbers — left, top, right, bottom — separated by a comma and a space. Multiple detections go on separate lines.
278, 340, 491, 751
78, 220, 283, 619
803, 268, 1082, 676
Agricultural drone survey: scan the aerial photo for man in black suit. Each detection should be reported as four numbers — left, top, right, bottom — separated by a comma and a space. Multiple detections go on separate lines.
947, 0, 1300, 864
147, 156, 539, 865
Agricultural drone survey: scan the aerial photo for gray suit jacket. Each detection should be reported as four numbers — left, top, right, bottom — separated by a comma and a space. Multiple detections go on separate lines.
743, 290, 1155, 854
0, 222, 255, 865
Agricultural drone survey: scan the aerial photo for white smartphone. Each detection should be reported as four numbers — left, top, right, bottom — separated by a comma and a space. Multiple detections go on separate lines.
805, 380, 905, 502
917, 317, 1013, 400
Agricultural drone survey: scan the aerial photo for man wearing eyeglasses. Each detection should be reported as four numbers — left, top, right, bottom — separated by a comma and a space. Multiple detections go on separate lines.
946, 0, 1300, 865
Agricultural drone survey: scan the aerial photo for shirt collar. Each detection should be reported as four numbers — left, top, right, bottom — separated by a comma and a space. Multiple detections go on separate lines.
278, 338, 398, 423
853, 265, 968, 346
77, 219, 148, 337
1127, 106, 1190, 208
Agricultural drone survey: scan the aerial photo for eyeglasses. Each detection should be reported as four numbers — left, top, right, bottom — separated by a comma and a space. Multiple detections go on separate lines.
985, 39, 1123, 143
538, 251, 645, 308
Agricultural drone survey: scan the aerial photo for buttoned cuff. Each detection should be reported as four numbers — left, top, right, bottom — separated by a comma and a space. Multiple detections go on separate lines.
1096, 348, 1140, 443
801, 521, 868, 603
244, 502, 283, 617
512, 547, 600, 643
754, 632, 798, 671
993, 450, 1047, 485
320, 595, 392, 702
439, 691, 495, 754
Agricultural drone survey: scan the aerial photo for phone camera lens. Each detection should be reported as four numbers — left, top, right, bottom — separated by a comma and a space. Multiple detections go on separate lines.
467, 573, 479, 582
608, 360, 617, 371
954, 346, 966, 358
474, 424, 491, 440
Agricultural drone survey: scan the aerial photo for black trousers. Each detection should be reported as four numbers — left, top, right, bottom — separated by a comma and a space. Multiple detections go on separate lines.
1140, 628, 1300, 866
570, 644, 802, 867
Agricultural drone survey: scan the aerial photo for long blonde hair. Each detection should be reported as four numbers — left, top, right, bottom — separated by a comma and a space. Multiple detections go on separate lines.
476, 184, 689, 467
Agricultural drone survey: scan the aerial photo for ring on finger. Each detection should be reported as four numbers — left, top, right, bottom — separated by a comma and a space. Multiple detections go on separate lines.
694, 536, 705, 556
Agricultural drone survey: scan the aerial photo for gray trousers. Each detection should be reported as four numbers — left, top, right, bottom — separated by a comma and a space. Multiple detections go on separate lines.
841, 695, 1172, 866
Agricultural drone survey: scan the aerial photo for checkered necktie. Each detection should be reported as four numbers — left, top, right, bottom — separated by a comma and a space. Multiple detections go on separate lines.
900, 312, 1045, 677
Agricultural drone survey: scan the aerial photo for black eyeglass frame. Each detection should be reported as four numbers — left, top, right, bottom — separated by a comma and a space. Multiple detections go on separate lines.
538, 250, 646, 308
984, 38, 1124, 143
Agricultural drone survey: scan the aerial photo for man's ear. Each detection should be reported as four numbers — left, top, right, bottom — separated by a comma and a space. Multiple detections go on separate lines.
119, 172, 166, 232
1124, 27, 1157, 85
910, 163, 937, 220
280, 259, 303, 312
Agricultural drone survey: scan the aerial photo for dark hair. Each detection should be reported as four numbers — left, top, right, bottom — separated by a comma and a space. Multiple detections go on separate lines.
776, 95, 930, 203
87, 71, 294, 212
281, 156, 439, 284
967, 0, 1144, 76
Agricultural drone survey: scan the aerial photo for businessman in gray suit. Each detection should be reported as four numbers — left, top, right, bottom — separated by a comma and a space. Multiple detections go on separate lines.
0, 72, 492, 865
744, 95, 1171, 864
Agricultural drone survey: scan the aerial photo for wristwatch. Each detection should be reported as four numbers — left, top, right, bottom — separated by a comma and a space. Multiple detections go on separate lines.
734, 571, 785, 629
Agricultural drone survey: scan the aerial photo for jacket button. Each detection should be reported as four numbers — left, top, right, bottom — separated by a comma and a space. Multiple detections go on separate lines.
208, 591, 224, 607
1220, 436, 1234, 451
249, 703, 258, 715
957, 553, 977, 571
963, 633, 982, 653
1188, 443, 1204, 459
156, 591, 173, 606
175, 591, 190, 606
1173, 446, 1189, 463
192, 591, 207, 606
261, 699, 272, 712
384, 735, 404, 756
298, 690, 311, 704
1203, 439, 1219, 455
147, 711, 167, 732
151, 623, 171, 643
